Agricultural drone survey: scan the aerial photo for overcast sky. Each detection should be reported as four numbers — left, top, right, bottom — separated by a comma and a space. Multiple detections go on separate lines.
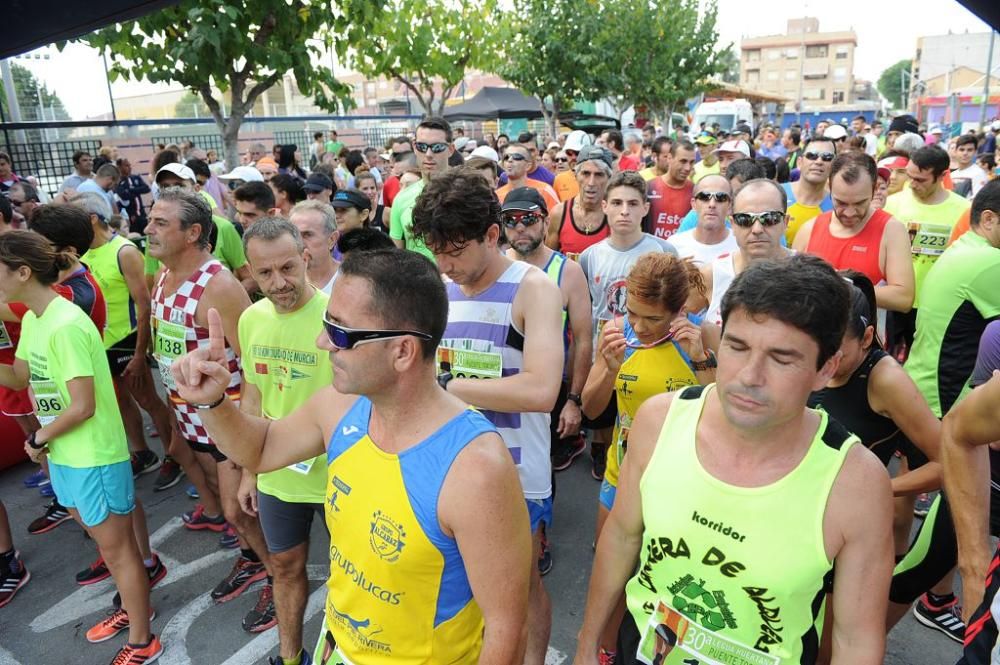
6, 0, 994, 120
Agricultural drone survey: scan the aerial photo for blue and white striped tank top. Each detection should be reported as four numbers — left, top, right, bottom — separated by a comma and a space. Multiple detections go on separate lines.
438, 260, 552, 499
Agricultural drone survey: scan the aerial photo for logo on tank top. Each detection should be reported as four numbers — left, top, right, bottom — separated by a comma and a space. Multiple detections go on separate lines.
329, 476, 352, 513
370, 511, 406, 562
169, 309, 185, 325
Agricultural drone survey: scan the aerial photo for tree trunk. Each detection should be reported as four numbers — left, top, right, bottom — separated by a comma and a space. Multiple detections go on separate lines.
222, 120, 242, 173
550, 98, 561, 139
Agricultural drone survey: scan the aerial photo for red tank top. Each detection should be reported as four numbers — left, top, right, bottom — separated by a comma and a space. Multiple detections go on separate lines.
558, 197, 609, 260
806, 209, 891, 285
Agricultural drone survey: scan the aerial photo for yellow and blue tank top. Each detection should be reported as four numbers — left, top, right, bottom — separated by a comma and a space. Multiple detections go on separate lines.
323, 397, 495, 664
625, 385, 856, 665
604, 317, 698, 489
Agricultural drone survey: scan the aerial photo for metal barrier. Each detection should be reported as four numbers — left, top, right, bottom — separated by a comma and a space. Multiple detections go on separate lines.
273, 130, 314, 151
0, 139, 103, 198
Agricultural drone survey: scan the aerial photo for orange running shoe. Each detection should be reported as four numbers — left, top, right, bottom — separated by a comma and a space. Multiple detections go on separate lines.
109, 634, 163, 664
86, 607, 156, 643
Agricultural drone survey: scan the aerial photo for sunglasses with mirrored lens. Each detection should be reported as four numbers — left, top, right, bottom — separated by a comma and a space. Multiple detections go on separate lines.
694, 191, 731, 203
414, 142, 450, 154
504, 154, 528, 162
502, 212, 544, 229
731, 211, 786, 228
804, 151, 835, 162
322, 314, 433, 350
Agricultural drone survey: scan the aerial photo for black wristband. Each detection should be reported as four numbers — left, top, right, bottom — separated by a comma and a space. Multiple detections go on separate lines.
566, 392, 583, 407
192, 394, 227, 410
27, 431, 46, 450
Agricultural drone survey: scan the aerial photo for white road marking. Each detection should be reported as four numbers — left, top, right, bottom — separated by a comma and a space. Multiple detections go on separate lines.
0, 645, 20, 665
546, 646, 569, 665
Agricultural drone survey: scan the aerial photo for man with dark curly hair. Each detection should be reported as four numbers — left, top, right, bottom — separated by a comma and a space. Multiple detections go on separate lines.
412, 167, 565, 665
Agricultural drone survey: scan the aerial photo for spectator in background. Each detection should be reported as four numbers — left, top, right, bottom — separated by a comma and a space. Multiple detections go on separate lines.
269, 173, 305, 217
76, 163, 120, 214
324, 130, 344, 157
0, 151, 25, 195
363, 147, 383, 186
309, 131, 325, 169
277, 144, 306, 180
496, 133, 510, 151
355, 171, 387, 233
334, 147, 351, 190
115, 158, 150, 235
93, 145, 117, 171
179, 139, 194, 161
59, 150, 94, 193
758, 127, 787, 161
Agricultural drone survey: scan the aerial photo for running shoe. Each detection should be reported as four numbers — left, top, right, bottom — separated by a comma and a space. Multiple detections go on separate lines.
22, 469, 48, 488
242, 583, 277, 633
109, 635, 163, 665
131, 450, 162, 478
914, 493, 933, 518
913, 592, 965, 643
268, 650, 313, 665
153, 457, 184, 492
552, 436, 586, 472
219, 525, 239, 550
86, 607, 156, 643
76, 556, 111, 586
113, 554, 168, 609
39, 483, 55, 498
27, 501, 71, 535
598, 648, 617, 665
538, 525, 553, 576
185, 484, 200, 500
182, 505, 226, 532
0, 552, 30, 609
211, 556, 267, 603
591, 442, 607, 481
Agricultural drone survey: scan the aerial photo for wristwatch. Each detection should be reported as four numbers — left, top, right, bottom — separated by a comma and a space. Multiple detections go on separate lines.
566, 392, 583, 407
27, 431, 46, 450
690, 349, 718, 371
192, 394, 227, 410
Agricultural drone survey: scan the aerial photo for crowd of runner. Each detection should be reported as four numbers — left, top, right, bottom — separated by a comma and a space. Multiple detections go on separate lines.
0, 110, 998, 665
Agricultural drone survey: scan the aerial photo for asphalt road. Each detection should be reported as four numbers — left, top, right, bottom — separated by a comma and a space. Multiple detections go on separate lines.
0, 439, 964, 665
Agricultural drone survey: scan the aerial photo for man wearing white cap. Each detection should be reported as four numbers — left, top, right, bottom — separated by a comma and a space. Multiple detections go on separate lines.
712, 139, 751, 175
553, 130, 593, 202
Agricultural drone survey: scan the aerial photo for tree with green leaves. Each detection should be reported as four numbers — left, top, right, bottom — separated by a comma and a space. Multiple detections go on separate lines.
84, 0, 383, 168
497, 0, 608, 137
0, 63, 71, 142
351, 0, 501, 117
718, 47, 740, 85
595, 0, 725, 121
173, 90, 213, 119
877, 59, 913, 111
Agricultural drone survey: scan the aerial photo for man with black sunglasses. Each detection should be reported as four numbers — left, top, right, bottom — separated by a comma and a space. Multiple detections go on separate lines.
666, 175, 738, 266
412, 168, 564, 665
170, 247, 532, 665
389, 116, 454, 261
702, 178, 793, 329
497, 145, 559, 212
782, 137, 835, 245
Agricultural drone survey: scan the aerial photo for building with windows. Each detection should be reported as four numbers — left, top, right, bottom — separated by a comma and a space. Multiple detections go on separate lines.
740, 18, 858, 111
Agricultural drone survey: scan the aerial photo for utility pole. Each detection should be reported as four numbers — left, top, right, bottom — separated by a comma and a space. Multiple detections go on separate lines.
981, 30, 996, 129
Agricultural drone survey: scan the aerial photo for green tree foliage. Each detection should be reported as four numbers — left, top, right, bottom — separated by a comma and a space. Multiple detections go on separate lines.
595, 0, 725, 119
0, 63, 72, 142
351, 0, 500, 117
497, 0, 606, 137
877, 59, 913, 110
84, 0, 383, 168
718, 47, 740, 85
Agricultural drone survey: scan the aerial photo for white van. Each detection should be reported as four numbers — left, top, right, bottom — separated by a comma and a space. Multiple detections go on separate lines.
693, 99, 753, 133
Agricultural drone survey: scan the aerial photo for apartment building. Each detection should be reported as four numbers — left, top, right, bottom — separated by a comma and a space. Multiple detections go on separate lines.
740, 18, 858, 110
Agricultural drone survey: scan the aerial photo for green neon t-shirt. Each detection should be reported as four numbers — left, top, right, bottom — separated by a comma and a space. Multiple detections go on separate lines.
884, 187, 970, 309
144, 214, 247, 276
82, 234, 137, 348
905, 231, 1000, 418
15, 296, 129, 468
239, 288, 332, 503
388, 179, 435, 262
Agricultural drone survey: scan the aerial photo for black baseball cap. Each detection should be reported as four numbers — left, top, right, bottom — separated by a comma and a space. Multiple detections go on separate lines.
303, 172, 333, 192
330, 188, 371, 211
501, 187, 548, 215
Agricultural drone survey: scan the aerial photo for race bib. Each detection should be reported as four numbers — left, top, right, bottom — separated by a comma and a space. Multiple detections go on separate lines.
32, 379, 65, 426
0, 322, 12, 350
154, 320, 187, 390
637, 599, 780, 665
907, 222, 950, 256
437, 345, 503, 380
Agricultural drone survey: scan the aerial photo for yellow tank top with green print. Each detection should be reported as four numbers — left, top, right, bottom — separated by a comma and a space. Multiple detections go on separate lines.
323, 397, 495, 664
605, 317, 698, 489
624, 385, 856, 665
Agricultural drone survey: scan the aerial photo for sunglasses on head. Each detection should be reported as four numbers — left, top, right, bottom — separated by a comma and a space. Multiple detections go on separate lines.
731, 211, 786, 228
694, 191, 731, 203
415, 142, 450, 154
804, 151, 835, 162
322, 314, 432, 350
502, 212, 544, 229
504, 154, 528, 162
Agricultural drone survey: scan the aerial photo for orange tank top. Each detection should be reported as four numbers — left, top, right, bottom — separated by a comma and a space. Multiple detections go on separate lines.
806, 208, 890, 285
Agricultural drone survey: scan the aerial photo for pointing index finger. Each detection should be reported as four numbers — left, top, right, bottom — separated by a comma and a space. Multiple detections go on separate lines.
207, 307, 226, 361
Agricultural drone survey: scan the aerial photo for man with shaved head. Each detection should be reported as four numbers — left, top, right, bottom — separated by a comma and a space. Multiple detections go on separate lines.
666, 174, 738, 266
